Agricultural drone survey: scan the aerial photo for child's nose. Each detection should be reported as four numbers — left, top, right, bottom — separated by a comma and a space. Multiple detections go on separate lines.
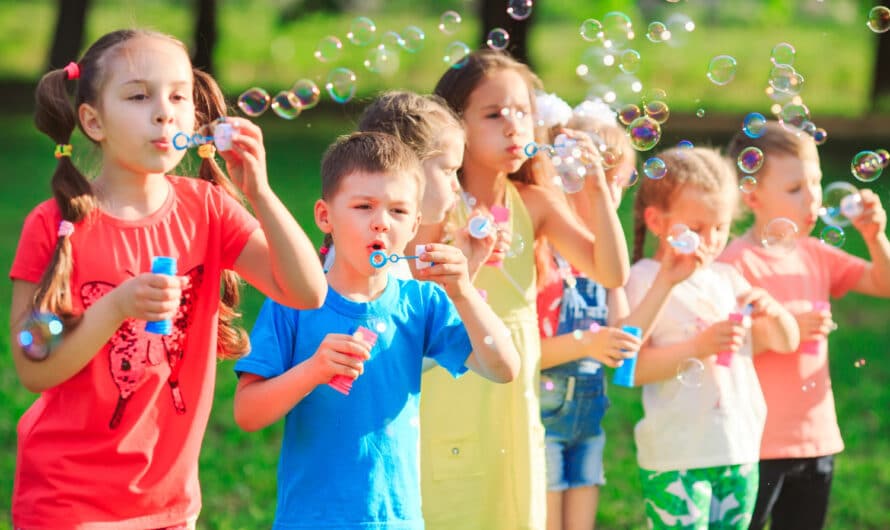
153, 101, 175, 125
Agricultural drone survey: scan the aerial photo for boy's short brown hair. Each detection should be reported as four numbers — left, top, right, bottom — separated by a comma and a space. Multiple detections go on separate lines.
726, 120, 818, 182
320, 131, 424, 204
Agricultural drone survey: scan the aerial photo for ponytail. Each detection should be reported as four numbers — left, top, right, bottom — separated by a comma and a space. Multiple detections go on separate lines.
192, 67, 250, 360
31, 67, 96, 323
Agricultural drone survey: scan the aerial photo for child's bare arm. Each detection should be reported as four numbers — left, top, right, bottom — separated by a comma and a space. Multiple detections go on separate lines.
522, 184, 627, 288
222, 119, 327, 310
851, 190, 890, 296
233, 333, 370, 431
10, 274, 185, 393
415, 243, 519, 383
633, 320, 745, 385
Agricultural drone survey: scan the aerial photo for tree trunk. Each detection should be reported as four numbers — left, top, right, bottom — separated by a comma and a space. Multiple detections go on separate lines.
870, 0, 890, 111
479, 0, 534, 67
192, 0, 217, 74
47, 0, 90, 70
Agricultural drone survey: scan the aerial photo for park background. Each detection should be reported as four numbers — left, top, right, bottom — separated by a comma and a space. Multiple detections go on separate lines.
0, 0, 889, 528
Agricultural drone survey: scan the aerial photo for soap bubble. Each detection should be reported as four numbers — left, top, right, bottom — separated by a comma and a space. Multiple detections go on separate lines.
820, 225, 846, 247
813, 128, 828, 145
677, 140, 694, 149
761, 217, 798, 253
627, 116, 662, 151
820, 181, 862, 227
487, 28, 510, 50
779, 103, 810, 131
770, 42, 796, 66
507, 233, 526, 258
867, 6, 890, 33
851, 150, 884, 182
347, 16, 377, 46
643, 157, 667, 179
364, 45, 400, 76
696, 108, 706, 118
707, 55, 737, 86
270, 91, 302, 119
237, 87, 270, 117
291, 79, 320, 109
325, 68, 357, 103
401, 26, 425, 53
743, 112, 767, 138
507, 0, 533, 21
644, 100, 670, 124
439, 10, 462, 34
737, 147, 765, 174
646, 21, 671, 43
619, 49, 641, 73
443, 41, 471, 69
739, 175, 758, 193
18, 312, 64, 361
314, 36, 343, 62
580, 18, 604, 41
601, 11, 634, 49
676, 358, 705, 388
618, 104, 642, 125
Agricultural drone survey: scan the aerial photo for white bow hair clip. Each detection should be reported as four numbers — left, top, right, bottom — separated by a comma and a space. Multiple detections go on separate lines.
572, 98, 618, 125
534, 92, 573, 129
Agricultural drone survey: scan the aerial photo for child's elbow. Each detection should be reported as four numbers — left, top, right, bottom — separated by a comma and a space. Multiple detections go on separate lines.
495, 353, 521, 383
232, 395, 266, 432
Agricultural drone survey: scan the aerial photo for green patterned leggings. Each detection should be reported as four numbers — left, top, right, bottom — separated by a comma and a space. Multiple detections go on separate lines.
639, 463, 758, 529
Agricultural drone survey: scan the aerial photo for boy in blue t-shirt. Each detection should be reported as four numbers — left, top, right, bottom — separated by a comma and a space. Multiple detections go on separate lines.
233, 132, 520, 530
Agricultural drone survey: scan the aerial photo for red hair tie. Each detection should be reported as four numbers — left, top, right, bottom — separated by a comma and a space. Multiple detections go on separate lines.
319, 246, 330, 255
63, 62, 80, 80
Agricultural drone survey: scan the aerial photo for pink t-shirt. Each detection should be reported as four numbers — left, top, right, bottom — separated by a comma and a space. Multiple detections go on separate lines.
719, 236, 867, 460
10, 176, 258, 530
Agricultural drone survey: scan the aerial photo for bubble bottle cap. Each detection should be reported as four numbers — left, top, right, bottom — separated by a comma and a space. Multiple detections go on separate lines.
467, 215, 493, 239
214, 122, 234, 152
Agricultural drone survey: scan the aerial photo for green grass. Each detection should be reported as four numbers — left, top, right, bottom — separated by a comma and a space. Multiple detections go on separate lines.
1, 111, 890, 529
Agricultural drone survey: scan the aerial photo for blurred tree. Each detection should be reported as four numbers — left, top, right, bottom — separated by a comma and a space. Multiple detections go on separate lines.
47, 0, 90, 70
192, 0, 217, 74
480, 0, 534, 66
870, 0, 890, 110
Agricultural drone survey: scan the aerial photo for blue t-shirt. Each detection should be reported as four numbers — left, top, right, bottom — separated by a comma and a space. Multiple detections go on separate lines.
234, 276, 472, 530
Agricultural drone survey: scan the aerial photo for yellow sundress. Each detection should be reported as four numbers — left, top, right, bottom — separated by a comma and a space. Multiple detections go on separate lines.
420, 180, 546, 530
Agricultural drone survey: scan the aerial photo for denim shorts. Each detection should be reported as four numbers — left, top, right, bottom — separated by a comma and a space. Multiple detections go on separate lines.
540, 366, 609, 490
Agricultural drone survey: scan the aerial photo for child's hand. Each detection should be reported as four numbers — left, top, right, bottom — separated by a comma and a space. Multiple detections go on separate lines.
850, 189, 887, 243
558, 128, 608, 192
452, 208, 497, 279
415, 243, 473, 300
489, 220, 513, 265
113, 273, 188, 322
737, 288, 783, 319
693, 319, 746, 358
216, 118, 270, 202
656, 245, 702, 286
794, 306, 834, 342
305, 333, 372, 385
584, 326, 643, 368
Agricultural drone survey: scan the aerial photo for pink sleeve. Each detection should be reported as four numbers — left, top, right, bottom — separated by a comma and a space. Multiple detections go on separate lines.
818, 242, 867, 298
9, 201, 60, 283
211, 186, 260, 270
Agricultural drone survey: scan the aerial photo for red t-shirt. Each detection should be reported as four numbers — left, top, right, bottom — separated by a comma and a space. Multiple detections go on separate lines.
10, 176, 258, 529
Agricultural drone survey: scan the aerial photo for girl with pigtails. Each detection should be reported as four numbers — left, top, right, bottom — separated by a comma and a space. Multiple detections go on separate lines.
9, 29, 325, 529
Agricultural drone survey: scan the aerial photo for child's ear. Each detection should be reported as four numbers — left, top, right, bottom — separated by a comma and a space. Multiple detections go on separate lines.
410, 211, 421, 239
78, 103, 104, 143
741, 187, 759, 211
643, 205, 665, 237
314, 199, 332, 234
